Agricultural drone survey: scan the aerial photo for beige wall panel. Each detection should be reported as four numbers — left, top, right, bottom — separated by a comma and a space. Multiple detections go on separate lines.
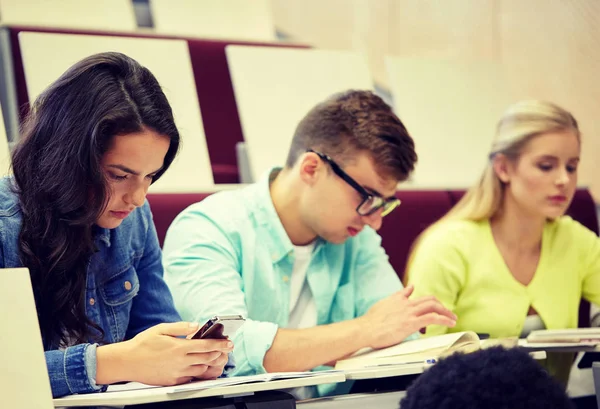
389, 0, 496, 61
499, 0, 600, 199
0, 0, 136, 31
386, 56, 514, 187
151, 0, 276, 41
226, 46, 373, 181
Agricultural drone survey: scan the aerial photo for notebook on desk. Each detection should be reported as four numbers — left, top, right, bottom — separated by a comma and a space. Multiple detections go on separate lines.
518, 328, 600, 352
526, 328, 600, 344
0, 268, 54, 409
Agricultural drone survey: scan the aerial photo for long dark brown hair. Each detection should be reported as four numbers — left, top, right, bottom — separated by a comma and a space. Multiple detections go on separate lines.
11, 52, 180, 348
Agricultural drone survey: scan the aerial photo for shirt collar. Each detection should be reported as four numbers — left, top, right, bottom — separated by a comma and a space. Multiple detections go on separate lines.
248, 168, 296, 263
92, 225, 111, 248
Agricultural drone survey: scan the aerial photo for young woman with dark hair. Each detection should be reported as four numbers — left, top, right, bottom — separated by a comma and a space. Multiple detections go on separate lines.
0, 52, 232, 397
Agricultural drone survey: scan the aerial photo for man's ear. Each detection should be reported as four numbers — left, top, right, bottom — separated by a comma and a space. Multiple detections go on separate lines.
492, 154, 511, 183
298, 152, 322, 186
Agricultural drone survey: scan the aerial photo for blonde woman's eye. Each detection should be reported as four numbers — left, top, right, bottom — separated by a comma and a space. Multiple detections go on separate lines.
538, 164, 553, 172
567, 165, 577, 173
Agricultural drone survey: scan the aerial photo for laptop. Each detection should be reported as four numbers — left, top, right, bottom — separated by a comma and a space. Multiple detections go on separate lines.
0, 268, 53, 408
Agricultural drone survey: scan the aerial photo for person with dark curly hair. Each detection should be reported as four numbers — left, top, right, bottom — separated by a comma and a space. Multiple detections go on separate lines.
400, 347, 574, 409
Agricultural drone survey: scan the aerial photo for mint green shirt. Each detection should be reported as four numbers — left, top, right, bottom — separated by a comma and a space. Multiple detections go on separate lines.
162, 171, 409, 383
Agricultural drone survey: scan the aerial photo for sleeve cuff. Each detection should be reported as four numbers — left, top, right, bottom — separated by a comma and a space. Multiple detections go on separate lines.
233, 319, 279, 374
220, 352, 236, 377
84, 343, 107, 391
63, 343, 106, 394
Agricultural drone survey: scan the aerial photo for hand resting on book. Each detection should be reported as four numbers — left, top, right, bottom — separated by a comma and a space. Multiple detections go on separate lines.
357, 284, 457, 350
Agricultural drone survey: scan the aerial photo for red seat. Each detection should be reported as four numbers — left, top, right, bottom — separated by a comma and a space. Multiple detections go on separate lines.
147, 193, 213, 248
378, 191, 454, 281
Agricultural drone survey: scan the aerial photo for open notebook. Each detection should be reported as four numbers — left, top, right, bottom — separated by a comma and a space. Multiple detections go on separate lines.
104, 371, 343, 394
335, 332, 515, 370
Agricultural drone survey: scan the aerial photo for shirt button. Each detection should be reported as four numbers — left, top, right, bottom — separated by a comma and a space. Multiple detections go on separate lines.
124, 281, 132, 291
89, 298, 95, 306
283, 276, 290, 283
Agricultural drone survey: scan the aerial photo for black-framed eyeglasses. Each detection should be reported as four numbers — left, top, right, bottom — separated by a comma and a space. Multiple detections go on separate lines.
307, 149, 401, 217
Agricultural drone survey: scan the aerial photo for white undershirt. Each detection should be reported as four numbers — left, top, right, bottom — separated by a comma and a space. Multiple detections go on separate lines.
287, 243, 317, 329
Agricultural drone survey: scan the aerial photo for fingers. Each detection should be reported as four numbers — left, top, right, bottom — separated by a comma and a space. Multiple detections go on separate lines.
184, 365, 209, 378
184, 353, 228, 378
408, 294, 439, 305
153, 322, 200, 337
208, 352, 229, 368
183, 339, 234, 354
399, 284, 414, 298
186, 351, 223, 365
200, 365, 225, 380
411, 300, 457, 322
415, 312, 457, 329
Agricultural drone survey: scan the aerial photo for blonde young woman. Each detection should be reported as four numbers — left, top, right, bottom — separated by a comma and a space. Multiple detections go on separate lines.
405, 100, 600, 386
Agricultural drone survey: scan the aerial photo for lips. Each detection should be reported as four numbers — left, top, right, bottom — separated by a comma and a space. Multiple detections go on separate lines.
109, 210, 131, 219
347, 227, 361, 237
548, 195, 567, 203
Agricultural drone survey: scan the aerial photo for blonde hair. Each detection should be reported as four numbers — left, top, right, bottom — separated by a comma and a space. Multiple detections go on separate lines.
404, 100, 580, 280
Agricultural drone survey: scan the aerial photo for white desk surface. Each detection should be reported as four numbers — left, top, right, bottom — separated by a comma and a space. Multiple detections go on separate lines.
299, 391, 406, 409
50, 351, 551, 408
53, 372, 346, 408
343, 363, 426, 380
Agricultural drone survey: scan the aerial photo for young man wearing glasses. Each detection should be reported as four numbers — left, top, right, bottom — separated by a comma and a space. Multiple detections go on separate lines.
162, 90, 456, 395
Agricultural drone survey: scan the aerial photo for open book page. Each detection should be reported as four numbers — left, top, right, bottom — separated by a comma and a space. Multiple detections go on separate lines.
335, 332, 480, 370
107, 382, 162, 392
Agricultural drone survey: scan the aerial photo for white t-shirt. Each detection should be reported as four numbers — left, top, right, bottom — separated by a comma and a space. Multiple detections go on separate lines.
287, 242, 317, 329
286, 243, 318, 401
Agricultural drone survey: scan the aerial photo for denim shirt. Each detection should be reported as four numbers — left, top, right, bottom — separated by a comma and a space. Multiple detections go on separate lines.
163, 169, 417, 395
0, 177, 181, 397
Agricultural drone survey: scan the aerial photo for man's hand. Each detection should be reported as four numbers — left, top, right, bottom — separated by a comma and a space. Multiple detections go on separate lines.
359, 284, 457, 349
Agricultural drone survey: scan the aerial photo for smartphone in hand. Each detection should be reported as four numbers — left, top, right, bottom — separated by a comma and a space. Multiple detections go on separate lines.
191, 315, 246, 340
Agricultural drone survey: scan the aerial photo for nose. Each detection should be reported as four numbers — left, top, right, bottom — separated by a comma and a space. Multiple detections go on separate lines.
555, 168, 570, 186
361, 210, 383, 231
124, 184, 146, 208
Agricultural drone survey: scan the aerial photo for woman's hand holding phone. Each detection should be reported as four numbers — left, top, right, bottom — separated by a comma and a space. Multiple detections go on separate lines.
96, 322, 234, 386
